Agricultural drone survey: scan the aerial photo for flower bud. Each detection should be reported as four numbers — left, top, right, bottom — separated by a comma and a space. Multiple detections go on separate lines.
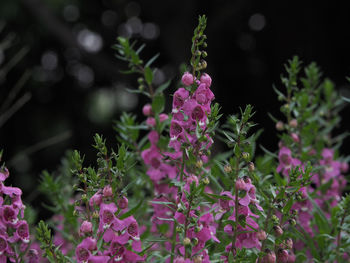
242, 152, 250, 161
274, 225, 283, 236
103, 185, 113, 198
285, 238, 293, 249
196, 160, 203, 168
193, 255, 203, 263
235, 178, 246, 190
257, 229, 267, 241
92, 211, 99, 219
176, 226, 182, 233
118, 196, 128, 209
288, 252, 296, 263
142, 104, 152, 116
261, 249, 276, 263
81, 194, 88, 203
276, 121, 284, 131
289, 218, 296, 226
181, 72, 194, 86
248, 162, 255, 172
183, 237, 191, 246
291, 133, 300, 143
200, 73, 212, 87
224, 164, 232, 173
192, 237, 199, 246
277, 249, 289, 263
194, 226, 202, 233
289, 119, 298, 128
202, 177, 210, 185
341, 162, 349, 173
80, 220, 93, 235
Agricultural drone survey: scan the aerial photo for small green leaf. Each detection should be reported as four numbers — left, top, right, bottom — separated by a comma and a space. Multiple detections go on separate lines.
155, 79, 171, 94
119, 200, 143, 219
145, 53, 160, 67
152, 93, 165, 114
144, 66, 153, 85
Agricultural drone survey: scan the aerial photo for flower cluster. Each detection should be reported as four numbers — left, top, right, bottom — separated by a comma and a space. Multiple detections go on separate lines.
169, 72, 214, 159
0, 168, 38, 262
74, 186, 144, 263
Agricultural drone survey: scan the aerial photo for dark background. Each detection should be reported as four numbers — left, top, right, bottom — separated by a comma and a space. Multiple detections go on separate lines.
1, 0, 350, 205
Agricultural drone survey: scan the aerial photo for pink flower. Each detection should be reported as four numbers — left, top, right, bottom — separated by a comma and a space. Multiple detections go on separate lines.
173, 88, 190, 109
277, 249, 289, 263
181, 72, 194, 86
75, 237, 97, 263
1, 205, 19, 225
200, 73, 212, 88
0, 235, 8, 254
0, 168, 9, 182
98, 203, 117, 232
277, 147, 301, 176
103, 185, 113, 197
89, 190, 102, 208
142, 104, 152, 116
118, 196, 129, 210
80, 221, 93, 236
291, 133, 300, 143
15, 220, 30, 243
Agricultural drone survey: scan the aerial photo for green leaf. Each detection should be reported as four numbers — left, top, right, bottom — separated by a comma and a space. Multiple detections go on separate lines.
152, 93, 165, 114
283, 197, 294, 214
155, 79, 171, 94
144, 66, 153, 85
145, 53, 160, 67
119, 200, 143, 220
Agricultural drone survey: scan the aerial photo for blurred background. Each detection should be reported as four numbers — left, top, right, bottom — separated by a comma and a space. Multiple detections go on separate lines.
1, 0, 350, 208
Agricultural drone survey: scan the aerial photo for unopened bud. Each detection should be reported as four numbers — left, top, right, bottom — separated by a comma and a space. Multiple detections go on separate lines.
274, 225, 284, 236
285, 238, 293, 249
196, 50, 202, 56
92, 211, 99, 219
138, 85, 144, 91
183, 237, 191, 246
118, 196, 128, 210
202, 177, 210, 185
192, 237, 198, 246
291, 133, 300, 143
257, 229, 267, 241
193, 255, 203, 263
289, 218, 296, 226
289, 119, 298, 128
80, 220, 93, 235
224, 164, 232, 173
276, 121, 284, 131
194, 226, 201, 233
81, 194, 88, 203
73, 210, 79, 217
201, 60, 207, 69
277, 249, 289, 263
137, 77, 143, 84
261, 249, 276, 263
196, 160, 203, 168
248, 162, 255, 172
242, 152, 250, 161
176, 226, 182, 233
142, 104, 152, 116
103, 185, 113, 198
202, 51, 207, 57
236, 178, 246, 190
